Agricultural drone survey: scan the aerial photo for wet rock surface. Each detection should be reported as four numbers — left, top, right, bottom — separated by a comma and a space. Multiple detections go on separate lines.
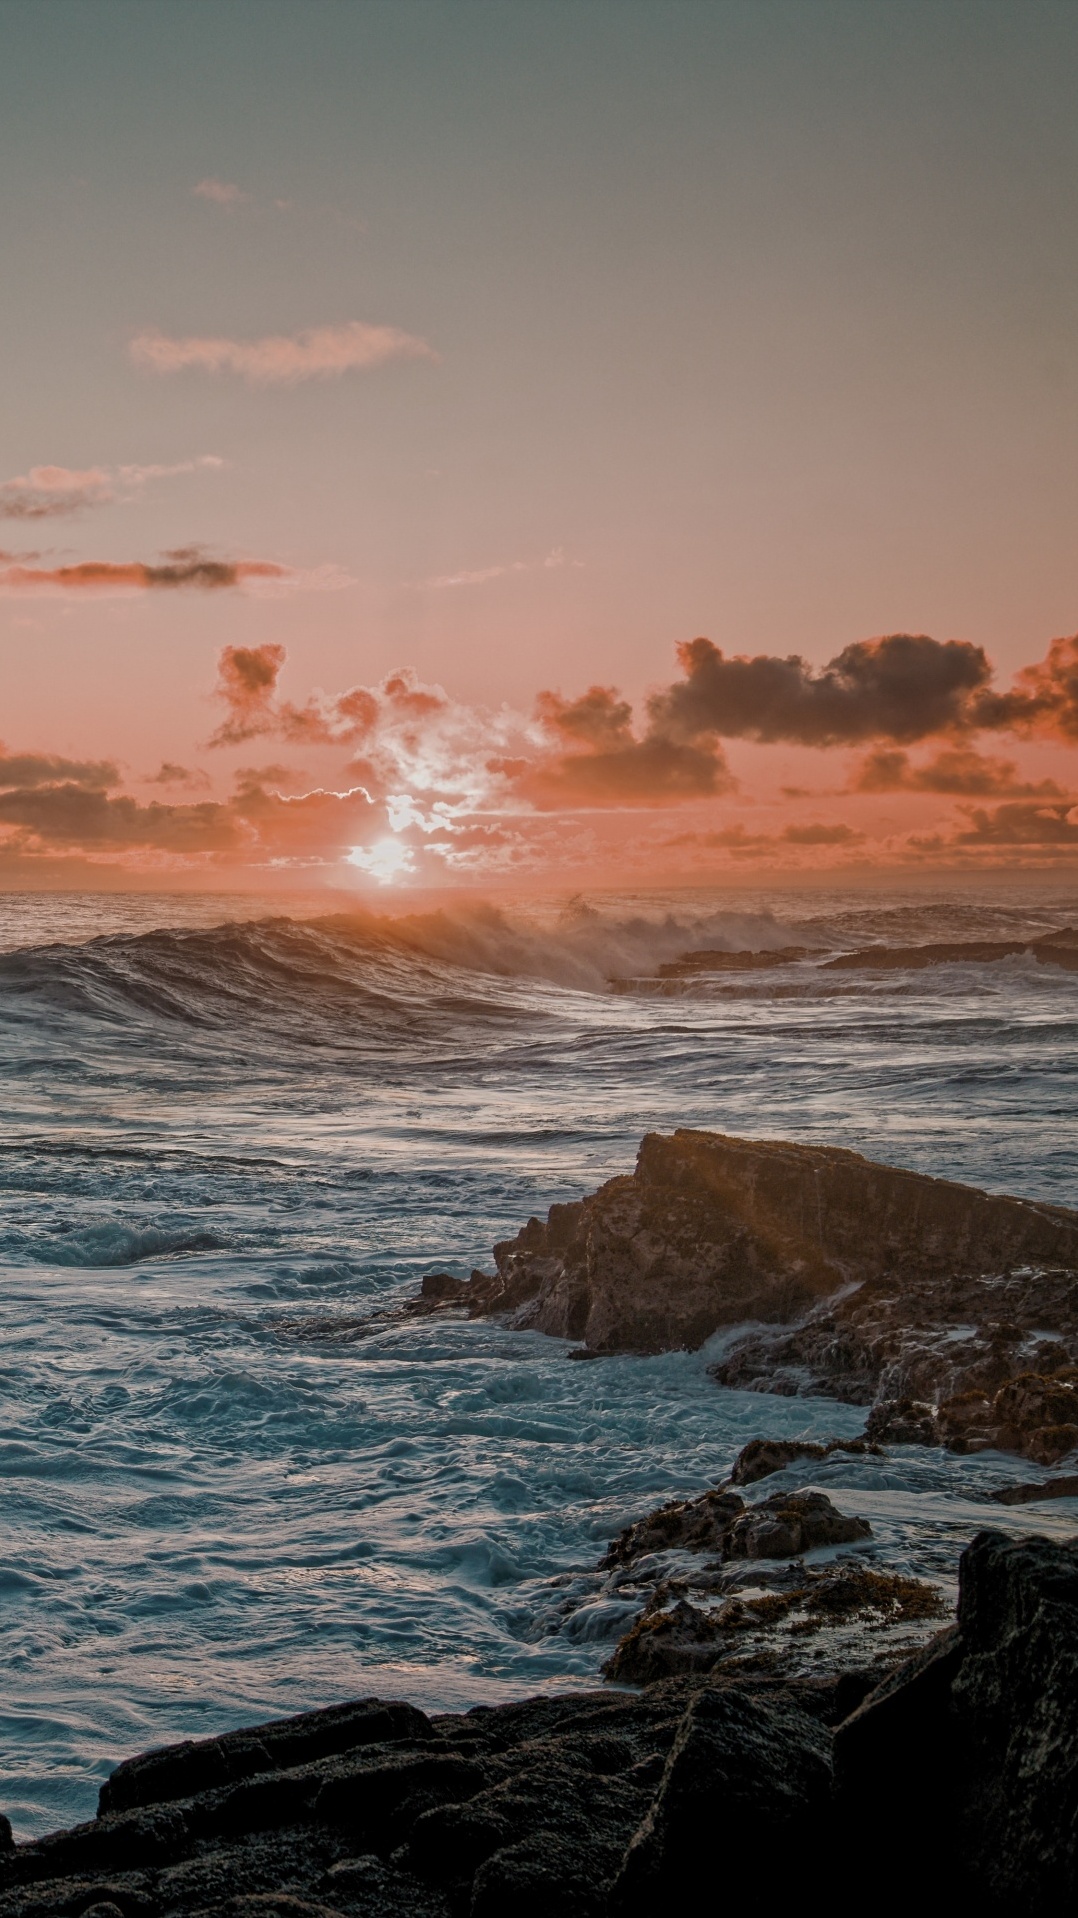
602, 1486, 870, 1569
408, 1128, 1078, 1376
410, 1127, 1078, 1466
594, 1453, 946, 1686
8, 1533, 1078, 1912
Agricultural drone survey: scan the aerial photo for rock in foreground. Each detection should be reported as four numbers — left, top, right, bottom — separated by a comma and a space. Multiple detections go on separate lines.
5, 1532, 1078, 1913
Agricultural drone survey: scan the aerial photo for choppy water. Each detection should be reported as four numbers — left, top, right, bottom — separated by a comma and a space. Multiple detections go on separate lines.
2, 882, 1078, 1837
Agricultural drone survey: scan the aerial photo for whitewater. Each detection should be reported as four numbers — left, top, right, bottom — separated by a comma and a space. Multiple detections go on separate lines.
1, 882, 1077, 1838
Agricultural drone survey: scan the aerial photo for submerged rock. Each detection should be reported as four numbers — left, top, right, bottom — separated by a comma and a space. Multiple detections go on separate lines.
991, 1471, 1078, 1505
728, 1435, 883, 1484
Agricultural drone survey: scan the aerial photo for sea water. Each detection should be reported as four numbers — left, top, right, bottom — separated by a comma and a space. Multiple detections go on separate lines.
1, 883, 1077, 1836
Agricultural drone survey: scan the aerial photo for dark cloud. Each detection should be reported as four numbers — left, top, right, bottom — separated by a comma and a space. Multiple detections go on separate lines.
972, 633, 1078, 741
663, 820, 864, 861
0, 750, 121, 790
525, 683, 733, 807
209, 645, 381, 750
781, 821, 863, 845
850, 745, 1066, 797
647, 634, 992, 747
0, 750, 378, 864
209, 645, 288, 745
953, 801, 1078, 847
0, 784, 242, 852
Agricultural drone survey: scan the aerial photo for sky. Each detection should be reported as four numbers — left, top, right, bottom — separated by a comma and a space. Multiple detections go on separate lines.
3, 0, 1078, 890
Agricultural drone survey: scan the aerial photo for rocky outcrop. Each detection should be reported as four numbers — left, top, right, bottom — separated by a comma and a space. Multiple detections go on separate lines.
602, 1486, 870, 1569
0, 1675, 862, 1918
835, 1528, 1078, 1911
12, 1534, 1078, 1911
717, 1279, 1078, 1461
823, 924, 1078, 971
604, 1565, 944, 1684
415, 1128, 1078, 1359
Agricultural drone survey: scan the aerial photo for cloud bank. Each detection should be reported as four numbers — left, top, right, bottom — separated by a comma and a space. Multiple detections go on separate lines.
130, 321, 436, 385
4, 625, 1078, 880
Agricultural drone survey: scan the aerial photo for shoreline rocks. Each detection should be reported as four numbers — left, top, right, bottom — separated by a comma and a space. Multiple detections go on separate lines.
412, 1127, 1078, 1465
5, 1532, 1077, 1912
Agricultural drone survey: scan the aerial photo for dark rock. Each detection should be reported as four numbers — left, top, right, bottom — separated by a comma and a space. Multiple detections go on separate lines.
99, 1697, 432, 1816
824, 937, 1033, 970
865, 1396, 940, 1444
455, 1127, 1078, 1354
313, 1751, 488, 1847
470, 1832, 617, 1918
834, 1623, 964, 1884
603, 1485, 868, 1572
601, 1489, 745, 1565
404, 1132, 1078, 1466
991, 1472, 1078, 1504
10, 1533, 1078, 1915
604, 1599, 732, 1683
727, 1435, 882, 1484
950, 1530, 1078, 1908
725, 1490, 871, 1558
865, 1374, 1078, 1465
822, 928, 1078, 973
610, 1686, 833, 1909
835, 1529, 1078, 1910
604, 1562, 941, 1683
656, 946, 811, 976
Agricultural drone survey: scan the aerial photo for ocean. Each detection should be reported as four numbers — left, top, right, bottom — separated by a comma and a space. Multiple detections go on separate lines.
1, 882, 1077, 1837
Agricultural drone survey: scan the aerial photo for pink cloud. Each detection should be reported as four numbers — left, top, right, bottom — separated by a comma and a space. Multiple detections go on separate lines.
193, 178, 249, 206
129, 321, 437, 385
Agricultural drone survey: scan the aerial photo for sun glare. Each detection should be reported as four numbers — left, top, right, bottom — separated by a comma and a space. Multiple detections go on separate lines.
347, 836, 414, 884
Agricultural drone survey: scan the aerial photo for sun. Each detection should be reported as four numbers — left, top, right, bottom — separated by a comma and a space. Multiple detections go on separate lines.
347, 836, 414, 885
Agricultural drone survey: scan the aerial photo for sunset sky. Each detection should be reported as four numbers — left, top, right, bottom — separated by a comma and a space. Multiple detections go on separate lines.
4, 0, 1078, 887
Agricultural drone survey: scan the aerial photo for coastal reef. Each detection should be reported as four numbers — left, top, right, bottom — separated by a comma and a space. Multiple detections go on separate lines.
416, 1127, 1078, 1463
3, 1530, 1077, 1914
